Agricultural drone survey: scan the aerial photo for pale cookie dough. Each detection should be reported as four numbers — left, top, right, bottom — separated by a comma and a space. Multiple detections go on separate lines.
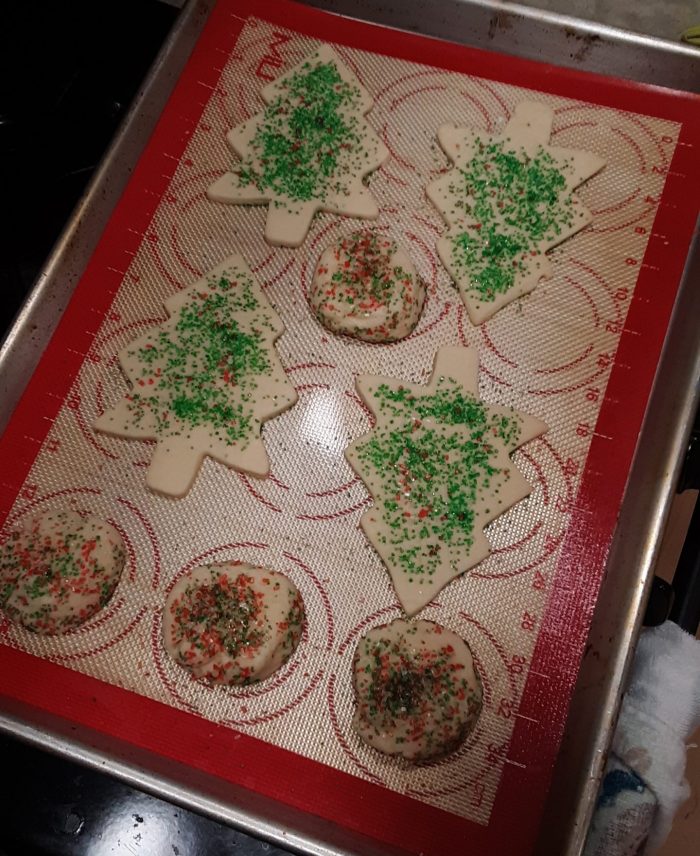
208, 45, 389, 248
163, 562, 305, 686
352, 618, 482, 762
0, 511, 126, 635
94, 254, 298, 497
346, 346, 547, 615
427, 101, 605, 324
310, 231, 425, 343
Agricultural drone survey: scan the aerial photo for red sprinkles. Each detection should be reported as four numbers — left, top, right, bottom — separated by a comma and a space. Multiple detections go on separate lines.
352, 618, 482, 762
163, 562, 305, 687
0, 511, 126, 635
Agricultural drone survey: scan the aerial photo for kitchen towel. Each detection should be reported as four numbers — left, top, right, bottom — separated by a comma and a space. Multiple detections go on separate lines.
584, 620, 700, 855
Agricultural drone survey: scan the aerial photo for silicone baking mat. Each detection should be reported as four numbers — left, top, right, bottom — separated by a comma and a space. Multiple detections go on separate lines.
1, 1, 699, 854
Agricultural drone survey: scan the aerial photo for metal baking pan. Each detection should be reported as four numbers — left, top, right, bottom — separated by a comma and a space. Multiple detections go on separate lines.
1, 1, 698, 854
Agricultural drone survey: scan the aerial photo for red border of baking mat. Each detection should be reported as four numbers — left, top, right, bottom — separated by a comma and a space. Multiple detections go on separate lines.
1, 1, 699, 854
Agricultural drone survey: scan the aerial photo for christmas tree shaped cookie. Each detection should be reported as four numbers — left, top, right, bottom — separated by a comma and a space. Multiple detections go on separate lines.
95, 254, 297, 497
427, 101, 605, 325
208, 45, 389, 248
346, 347, 546, 615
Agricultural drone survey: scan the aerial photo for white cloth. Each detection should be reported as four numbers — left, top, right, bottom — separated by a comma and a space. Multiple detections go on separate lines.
612, 621, 700, 852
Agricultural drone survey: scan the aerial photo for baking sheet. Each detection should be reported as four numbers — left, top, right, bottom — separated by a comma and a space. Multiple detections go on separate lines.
1, 1, 699, 854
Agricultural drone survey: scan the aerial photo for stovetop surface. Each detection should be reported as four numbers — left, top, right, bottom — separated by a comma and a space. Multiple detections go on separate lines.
0, 0, 174, 334
0, 3, 291, 852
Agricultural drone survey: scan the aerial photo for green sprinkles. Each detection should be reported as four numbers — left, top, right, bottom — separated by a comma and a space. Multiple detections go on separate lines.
237, 60, 363, 203
0, 513, 126, 635
373, 382, 521, 444
329, 232, 406, 304
124, 271, 274, 445
175, 575, 266, 664
447, 140, 573, 301
313, 230, 421, 342
354, 378, 522, 580
166, 565, 305, 686
352, 619, 483, 762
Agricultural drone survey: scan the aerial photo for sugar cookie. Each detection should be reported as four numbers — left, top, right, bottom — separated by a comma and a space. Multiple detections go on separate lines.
208, 45, 389, 247
310, 231, 424, 342
0, 511, 125, 635
346, 347, 547, 615
163, 562, 304, 686
95, 254, 297, 497
353, 618, 482, 762
427, 102, 605, 324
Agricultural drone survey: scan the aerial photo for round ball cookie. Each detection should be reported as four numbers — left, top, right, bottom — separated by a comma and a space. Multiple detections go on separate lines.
310, 231, 425, 342
352, 618, 482, 762
163, 562, 305, 686
0, 511, 126, 635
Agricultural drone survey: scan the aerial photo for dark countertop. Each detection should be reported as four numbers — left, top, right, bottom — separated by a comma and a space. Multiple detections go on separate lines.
0, 0, 175, 333
0, 733, 291, 856
0, 2, 291, 852
0, 736, 287, 856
